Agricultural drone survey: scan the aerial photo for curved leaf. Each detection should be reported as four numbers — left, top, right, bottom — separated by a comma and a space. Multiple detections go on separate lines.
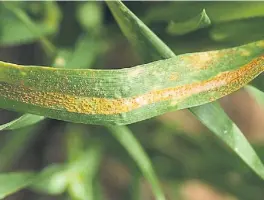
106, 0, 264, 179
0, 40, 263, 125
0, 114, 44, 131
167, 9, 211, 36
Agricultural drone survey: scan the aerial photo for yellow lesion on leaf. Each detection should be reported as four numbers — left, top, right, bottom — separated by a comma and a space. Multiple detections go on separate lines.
238, 49, 251, 57
256, 40, 264, 48
169, 72, 178, 81
182, 50, 222, 70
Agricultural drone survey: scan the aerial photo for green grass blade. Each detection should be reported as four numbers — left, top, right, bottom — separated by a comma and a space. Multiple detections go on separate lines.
191, 102, 264, 178
246, 85, 264, 105
0, 114, 44, 131
106, 0, 264, 179
167, 9, 211, 36
107, 125, 166, 200
106, 2, 175, 62
0, 172, 35, 199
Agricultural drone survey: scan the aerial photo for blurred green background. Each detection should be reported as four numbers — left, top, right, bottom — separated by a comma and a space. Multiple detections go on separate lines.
1, 1, 264, 200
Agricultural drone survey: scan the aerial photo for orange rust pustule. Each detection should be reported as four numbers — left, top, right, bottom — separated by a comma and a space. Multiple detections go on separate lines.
1, 56, 263, 115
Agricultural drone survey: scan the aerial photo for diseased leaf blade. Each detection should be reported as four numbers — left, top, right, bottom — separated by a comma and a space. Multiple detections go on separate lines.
107, 0, 264, 179
0, 114, 44, 131
167, 9, 211, 36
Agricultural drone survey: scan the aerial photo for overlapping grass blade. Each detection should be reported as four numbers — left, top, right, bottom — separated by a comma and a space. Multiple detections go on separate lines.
106, 0, 264, 179
0, 114, 44, 131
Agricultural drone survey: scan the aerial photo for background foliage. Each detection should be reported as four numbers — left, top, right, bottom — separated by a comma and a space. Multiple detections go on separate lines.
0, 1, 264, 200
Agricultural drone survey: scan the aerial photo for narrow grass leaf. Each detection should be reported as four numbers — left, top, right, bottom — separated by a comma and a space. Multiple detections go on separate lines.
107, 125, 166, 200
0, 172, 35, 199
191, 102, 264, 178
0, 114, 44, 131
106, 1, 175, 62
167, 9, 211, 36
106, 0, 264, 179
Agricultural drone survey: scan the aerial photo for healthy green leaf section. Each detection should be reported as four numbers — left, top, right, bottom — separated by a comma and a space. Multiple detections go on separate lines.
106, 0, 264, 180
0, 172, 35, 199
167, 9, 211, 36
107, 125, 166, 200
0, 114, 44, 131
0, 40, 263, 125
